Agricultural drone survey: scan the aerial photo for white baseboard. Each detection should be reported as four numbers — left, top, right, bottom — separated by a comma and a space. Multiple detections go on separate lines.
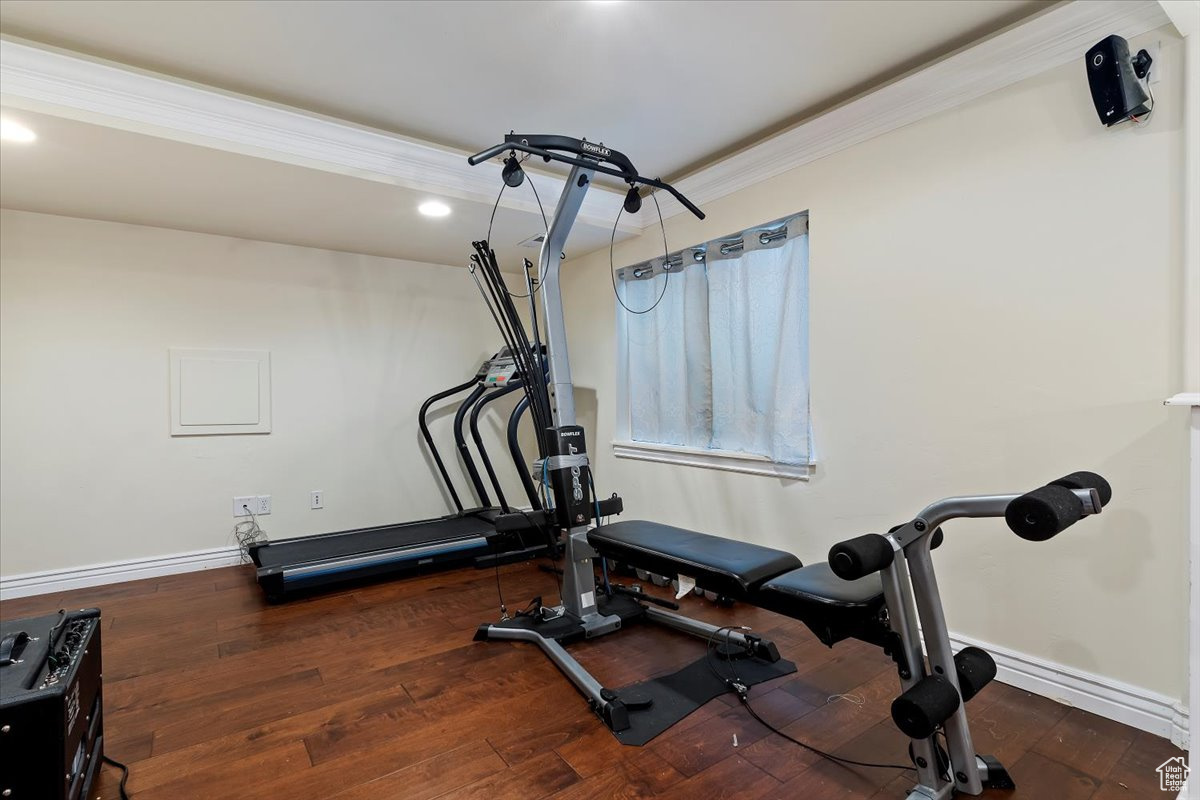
949, 631, 1190, 748
0, 546, 243, 600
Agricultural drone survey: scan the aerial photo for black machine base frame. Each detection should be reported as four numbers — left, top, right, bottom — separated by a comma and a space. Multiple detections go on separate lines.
474, 593, 786, 736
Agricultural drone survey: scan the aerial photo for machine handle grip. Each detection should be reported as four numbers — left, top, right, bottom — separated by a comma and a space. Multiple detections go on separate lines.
829, 533, 894, 580
467, 137, 706, 220
1048, 471, 1112, 507
639, 175, 706, 220
467, 143, 509, 166
493, 494, 624, 533
593, 494, 624, 520
1005, 485, 1084, 541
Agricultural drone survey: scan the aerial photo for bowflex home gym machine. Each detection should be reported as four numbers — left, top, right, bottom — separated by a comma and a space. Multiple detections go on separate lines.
465, 133, 1112, 799
248, 347, 549, 601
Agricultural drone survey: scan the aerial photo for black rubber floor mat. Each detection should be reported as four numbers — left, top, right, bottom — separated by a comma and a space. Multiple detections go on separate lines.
611, 654, 796, 746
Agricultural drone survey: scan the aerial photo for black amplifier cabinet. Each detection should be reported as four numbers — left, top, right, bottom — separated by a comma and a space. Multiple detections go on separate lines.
0, 609, 104, 800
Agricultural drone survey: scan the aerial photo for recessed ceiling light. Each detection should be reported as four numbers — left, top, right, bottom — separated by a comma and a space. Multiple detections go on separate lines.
418, 200, 451, 218
0, 118, 36, 143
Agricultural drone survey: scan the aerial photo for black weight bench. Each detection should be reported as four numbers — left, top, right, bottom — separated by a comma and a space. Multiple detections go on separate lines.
584, 472, 1111, 800
590, 521, 887, 647
587, 521, 803, 599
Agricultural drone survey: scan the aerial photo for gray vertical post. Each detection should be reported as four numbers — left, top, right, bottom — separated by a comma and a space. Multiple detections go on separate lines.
536, 165, 618, 633
879, 541, 949, 797
538, 165, 593, 429
905, 539, 983, 796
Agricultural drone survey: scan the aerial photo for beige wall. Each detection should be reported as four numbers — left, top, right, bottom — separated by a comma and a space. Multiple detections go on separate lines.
0, 210, 525, 576
563, 30, 1189, 701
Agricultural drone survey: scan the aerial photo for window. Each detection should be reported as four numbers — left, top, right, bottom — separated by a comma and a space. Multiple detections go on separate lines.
614, 213, 811, 479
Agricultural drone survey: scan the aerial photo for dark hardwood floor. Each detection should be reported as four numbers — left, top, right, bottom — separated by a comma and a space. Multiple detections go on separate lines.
0, 559, 1183, 799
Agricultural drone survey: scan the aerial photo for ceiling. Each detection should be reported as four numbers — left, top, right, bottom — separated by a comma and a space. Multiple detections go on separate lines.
0, 109, 622, 268
0, 0, 1050, 181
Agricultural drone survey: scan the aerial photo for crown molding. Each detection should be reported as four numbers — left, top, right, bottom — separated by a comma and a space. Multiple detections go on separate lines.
1157, 0, 1199, 37
0, 1, 1172, 232
650, 0, 1171, 221
0, 36, 639, 233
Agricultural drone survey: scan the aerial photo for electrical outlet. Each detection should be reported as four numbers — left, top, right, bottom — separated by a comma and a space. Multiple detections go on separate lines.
233, 496, 257, 517
256, 495, 272, 515
310, 490, 323, 510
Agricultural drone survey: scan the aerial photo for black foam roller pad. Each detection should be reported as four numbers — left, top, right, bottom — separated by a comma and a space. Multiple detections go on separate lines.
891, 675, 960, 739
954, 646, 997, 703
828, 533, 894, 580
1049, 471, 1112, 507
1005, 485, 1084, 541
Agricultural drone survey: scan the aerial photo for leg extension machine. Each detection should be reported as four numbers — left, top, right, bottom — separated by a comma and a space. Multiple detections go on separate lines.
586, 471, 1110, 799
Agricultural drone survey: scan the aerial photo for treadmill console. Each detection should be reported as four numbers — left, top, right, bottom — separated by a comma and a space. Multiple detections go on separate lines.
484, 351, 519, 386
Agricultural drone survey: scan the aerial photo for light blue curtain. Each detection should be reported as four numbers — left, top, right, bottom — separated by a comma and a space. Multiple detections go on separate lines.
617, 223, 810, 466
708, 233, 810, 465
620, 264, 711, 448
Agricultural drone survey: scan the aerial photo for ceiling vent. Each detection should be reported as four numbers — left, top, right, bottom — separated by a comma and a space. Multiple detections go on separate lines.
519, 233, 546, 248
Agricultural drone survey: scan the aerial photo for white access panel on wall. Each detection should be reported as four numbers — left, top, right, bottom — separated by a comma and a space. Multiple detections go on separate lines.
169, 348, 271, 436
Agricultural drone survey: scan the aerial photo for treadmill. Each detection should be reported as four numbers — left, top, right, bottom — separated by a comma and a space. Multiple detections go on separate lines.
248, 349, 547, 601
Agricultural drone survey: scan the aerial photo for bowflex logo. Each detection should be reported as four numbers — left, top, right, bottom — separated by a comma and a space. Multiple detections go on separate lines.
1157, 756, 1188, 792
568, 443, 583, 502
580, 141, 610, 158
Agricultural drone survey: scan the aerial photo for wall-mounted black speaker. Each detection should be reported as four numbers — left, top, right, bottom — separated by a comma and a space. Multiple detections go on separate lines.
1085, 35, 1150, 126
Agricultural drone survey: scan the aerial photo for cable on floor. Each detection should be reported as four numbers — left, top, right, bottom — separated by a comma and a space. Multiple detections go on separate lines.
705, 626, 917, 774
102, 754, 131, 800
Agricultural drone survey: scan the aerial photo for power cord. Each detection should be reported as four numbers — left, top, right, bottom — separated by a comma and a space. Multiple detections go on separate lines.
706, 627, 917, 774
1130, 80, 1155, 125
514, 506, 563, 605
486, 470, 565, 619
1129, 63, 1155, 126
233, 505, 267, 563
102, 754, 131, 799
490, 536, 509, 621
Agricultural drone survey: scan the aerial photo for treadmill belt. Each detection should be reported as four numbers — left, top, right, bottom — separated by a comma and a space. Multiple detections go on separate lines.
253, 515, 492, 569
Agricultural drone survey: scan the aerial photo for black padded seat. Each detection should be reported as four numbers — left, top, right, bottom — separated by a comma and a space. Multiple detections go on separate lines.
588, 520, 802, 599
756, 563, 887, 646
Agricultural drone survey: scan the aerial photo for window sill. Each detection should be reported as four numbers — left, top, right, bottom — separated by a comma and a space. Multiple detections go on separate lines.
612, 440, 812, 480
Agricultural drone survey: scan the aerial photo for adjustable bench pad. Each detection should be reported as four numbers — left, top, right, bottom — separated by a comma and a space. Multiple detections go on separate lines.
589, 520, 888, 647
589, 520, 802, 599
756, 563, 885, 645
758, 563, 884, 611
